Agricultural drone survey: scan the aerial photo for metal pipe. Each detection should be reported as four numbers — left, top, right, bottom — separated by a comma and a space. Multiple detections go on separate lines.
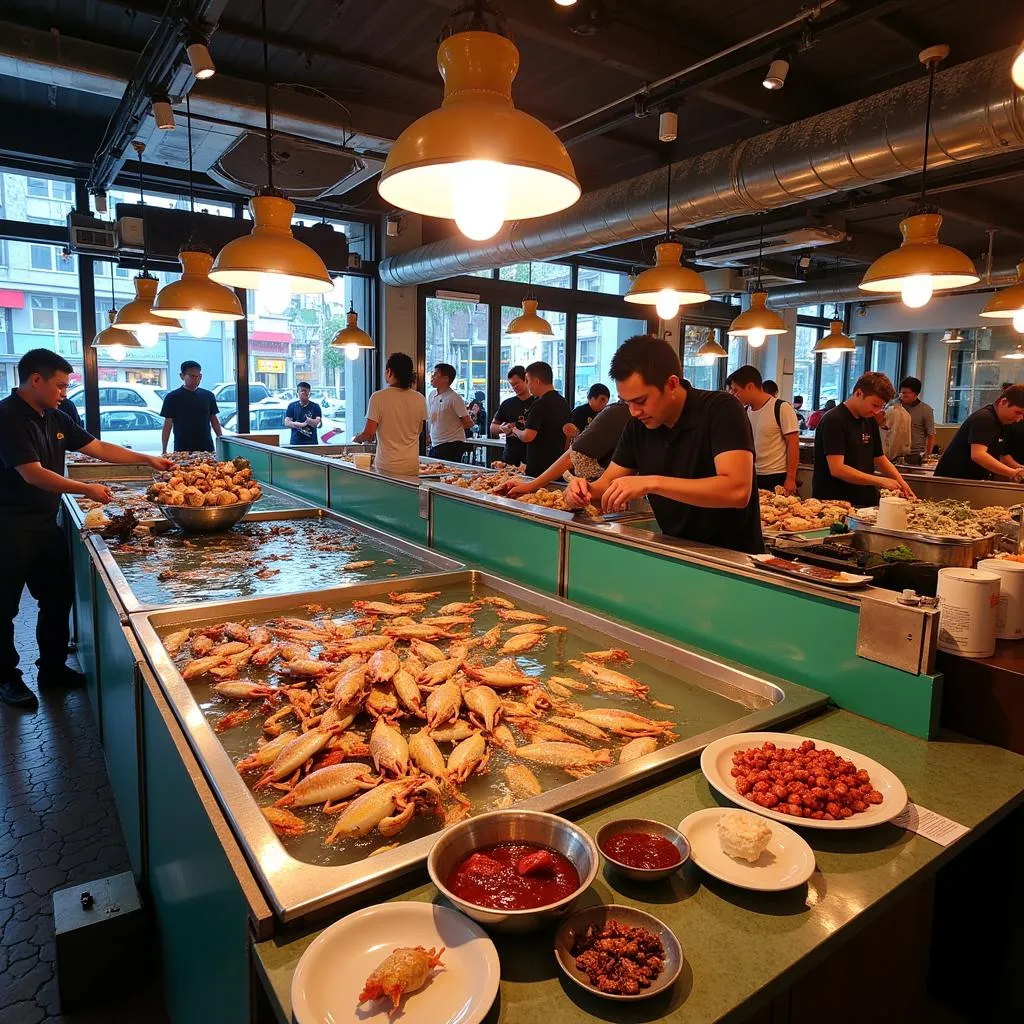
379, 48, 1024, 288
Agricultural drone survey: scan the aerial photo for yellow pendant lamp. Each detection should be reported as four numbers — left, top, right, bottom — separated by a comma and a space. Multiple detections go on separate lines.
377, 4, 580, 241
813, 321, 856, 363
154, 95, 244, 337
330, 305, 374, 360
625, 162, 709, 320
209, 0, 332, 305
111, 142, 182, 348
728, 225, 787, 347
941, 329, 965, 344
860, 46, 979, 308
696, 334, 728, 364
980, 261, 1024, 334
506, 298, 553, 341
93, 310, 141, 363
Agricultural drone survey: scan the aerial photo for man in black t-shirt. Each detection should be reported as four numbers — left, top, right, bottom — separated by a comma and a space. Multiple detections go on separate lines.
812, 372, 915, 506
565, 336, 763, 554
490, 366, 535, 468
160, 360, 222, 453
511, 361, 571, 478
284, 382, 322, 445
566, 383, 610, 441
935, 386, 1024, 481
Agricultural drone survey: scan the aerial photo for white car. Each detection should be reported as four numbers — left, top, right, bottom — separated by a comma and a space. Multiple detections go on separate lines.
209, 381, 273, 420
68, 382, 167, 415
96, 406, 166, 451
221, 399, 347, 445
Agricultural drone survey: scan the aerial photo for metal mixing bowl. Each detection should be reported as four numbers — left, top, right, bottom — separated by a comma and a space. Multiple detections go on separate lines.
156, 501, 255, 533
427, 810, 599, 933
596, 818, 690, 882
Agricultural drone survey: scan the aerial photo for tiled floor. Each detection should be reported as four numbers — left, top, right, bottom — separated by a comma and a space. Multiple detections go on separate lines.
0, 596, 168, 1023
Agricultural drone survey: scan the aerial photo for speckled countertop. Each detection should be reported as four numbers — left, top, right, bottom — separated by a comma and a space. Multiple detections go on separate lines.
253, 709, 1024, 1023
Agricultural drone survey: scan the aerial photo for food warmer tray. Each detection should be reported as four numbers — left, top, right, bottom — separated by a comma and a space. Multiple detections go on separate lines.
845, 513, 999, 568
129, 570, 827, 924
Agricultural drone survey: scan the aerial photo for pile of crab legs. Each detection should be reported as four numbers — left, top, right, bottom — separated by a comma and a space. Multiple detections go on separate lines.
161, 592, 679, 853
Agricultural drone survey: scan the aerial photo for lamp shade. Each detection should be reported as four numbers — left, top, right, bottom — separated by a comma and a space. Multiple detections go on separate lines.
859, 213, 979, 304
812, 321, 856, 354
112, 275, 182, 334
93, 310, 141, 350
696, 336, 728, 359
941, 329, 965, 344
728, 291, 787, 344
330, 309, 374, 350
624, 242, 710, 317
153, 250, 244, 323
980, 261, 1024, 333
506, 298, 553, 338
377, 31, 580, 239
209, 195, 333, 295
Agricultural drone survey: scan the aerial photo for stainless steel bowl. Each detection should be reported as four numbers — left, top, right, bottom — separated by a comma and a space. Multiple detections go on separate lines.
595, 818, 690, 882
555, 904, 683, 1002
156, 501, 255, 533
427, 810, 599, 934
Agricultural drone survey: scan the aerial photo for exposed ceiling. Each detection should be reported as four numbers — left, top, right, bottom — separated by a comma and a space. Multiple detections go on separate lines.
0, 0, 1021, 285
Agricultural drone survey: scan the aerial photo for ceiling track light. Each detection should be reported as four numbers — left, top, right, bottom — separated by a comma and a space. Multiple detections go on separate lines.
860, 45, 979, 308
658, 110, 678, 143
762, 56, 790, 90
151, 95, 175, 130
186, 38, 216, 80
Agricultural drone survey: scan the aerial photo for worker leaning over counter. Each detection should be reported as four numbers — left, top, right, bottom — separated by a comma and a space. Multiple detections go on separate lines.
934, 384, 1024, 481
812, 371, 915, 506
565, 335, 763, 554
0, 349, 172, 710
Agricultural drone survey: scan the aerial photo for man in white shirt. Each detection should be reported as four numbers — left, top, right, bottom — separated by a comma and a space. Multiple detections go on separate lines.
426, 362, 472, 463
726, 364, 800, 493
877, 400, 913, 461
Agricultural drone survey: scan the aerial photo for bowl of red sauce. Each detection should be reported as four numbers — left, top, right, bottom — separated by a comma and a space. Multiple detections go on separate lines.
596, 818, 689, 882
428, 810, 599, 933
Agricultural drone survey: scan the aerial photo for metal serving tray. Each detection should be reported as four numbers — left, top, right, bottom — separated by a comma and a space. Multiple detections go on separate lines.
845, 513, 999, 567
90, 506, 463, 615
129, 570, 826, 924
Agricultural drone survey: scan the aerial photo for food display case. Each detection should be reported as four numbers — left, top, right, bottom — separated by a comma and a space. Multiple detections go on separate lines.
130, 569, 827, 923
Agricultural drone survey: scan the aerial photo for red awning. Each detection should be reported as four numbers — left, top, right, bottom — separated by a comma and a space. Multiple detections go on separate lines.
250, 330, 292, 343
0, 289, 25, 309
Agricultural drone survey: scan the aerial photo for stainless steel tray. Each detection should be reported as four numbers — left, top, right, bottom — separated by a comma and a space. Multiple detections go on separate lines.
845, 514, 998, 567
129, 570, 826, 924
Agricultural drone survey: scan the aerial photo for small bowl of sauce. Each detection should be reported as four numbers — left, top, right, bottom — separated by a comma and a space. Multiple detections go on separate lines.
597, 818, 689, 882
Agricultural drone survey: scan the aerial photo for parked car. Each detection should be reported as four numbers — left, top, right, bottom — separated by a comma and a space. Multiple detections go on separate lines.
209, 381, 273, 421
95, 407, 165, 451
68, 382, 167, 415
221, 399, 347, 445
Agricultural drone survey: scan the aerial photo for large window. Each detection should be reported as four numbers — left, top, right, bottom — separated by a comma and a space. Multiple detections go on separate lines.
576, 266, 632, 296
427, 297, 490, 407
499, 305, 566, 399
1, 168, 75, 226
499, 261, 572, 289
573, 313, 647, 405
682, 324, 728, 391
30, 295, 79, 337
945, 327, 1022, 423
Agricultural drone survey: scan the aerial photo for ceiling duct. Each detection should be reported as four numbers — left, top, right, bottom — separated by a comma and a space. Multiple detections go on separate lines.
379, 47, 1024, 287
694, 226, 847, 267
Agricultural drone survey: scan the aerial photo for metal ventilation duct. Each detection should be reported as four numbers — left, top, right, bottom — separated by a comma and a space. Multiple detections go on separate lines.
379, 48, 1024, 287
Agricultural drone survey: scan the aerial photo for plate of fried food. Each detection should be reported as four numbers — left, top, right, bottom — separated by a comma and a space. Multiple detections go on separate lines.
700, 732, 907, 830
291, 902, 499, 1024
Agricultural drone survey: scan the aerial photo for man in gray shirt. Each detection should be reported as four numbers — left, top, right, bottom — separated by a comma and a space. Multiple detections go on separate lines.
899, 376, 936, 456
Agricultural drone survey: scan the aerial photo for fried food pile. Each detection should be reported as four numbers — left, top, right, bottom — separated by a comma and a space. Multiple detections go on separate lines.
148, 456, 262, 507
442, 471, 600, 517
759, 488, 851, 533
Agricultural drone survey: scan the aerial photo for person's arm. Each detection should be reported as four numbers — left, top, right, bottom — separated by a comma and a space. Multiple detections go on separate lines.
1002, 452, 1024, 471
16, 462, 114, 502
211, 413, 223, 438
515, 399, 543, 445
506, 450, 573, 496
513, 425, 538, 443
974, 444, 1024, 479
79, 439, 170, 470
565, 461, 634, 508
873, 455, 915, 498
784, 432, 800, 493
602, 449, 755, 512
923, 406, 936, 458
283, 415, 302, 428
459, 413, 473, 430
353, 419, 378, 443
925, 433, 936, 458
824, 454, 895, 489
161, 418, 172, 454
489, 415, 506, 439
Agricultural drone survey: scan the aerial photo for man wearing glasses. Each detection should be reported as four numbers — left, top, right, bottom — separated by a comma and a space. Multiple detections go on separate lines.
160, 360, 222, 454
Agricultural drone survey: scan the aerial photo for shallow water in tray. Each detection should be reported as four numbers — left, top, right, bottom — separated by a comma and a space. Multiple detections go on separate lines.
153, 582, 770, 867
107, 518, 433, 606
76, 480, 311, 520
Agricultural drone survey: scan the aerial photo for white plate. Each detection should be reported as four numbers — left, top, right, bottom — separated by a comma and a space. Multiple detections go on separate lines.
291, 902, 500, 1024
748, 553, 873, 588
678, 808, 815, 891
700, 731, 908, 830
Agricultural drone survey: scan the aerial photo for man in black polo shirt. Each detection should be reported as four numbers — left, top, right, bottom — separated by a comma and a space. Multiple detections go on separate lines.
509, 361, 571, 477
160, 360, 222, 453
491, 366, 535, 468
935, 385, 1024, 481
565, 336, 763, 554
284, 381, 323, 445
0, 349, 171, 709
812, 372, 915, 505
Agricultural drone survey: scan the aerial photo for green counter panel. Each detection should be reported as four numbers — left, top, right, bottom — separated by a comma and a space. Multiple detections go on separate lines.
141, 681, 250, 1024
431, 495, 561, 594
221, 439, 271, 483
269, 452, 328, 506
567, 532, 941, 738
328, 467, 427, 544
95, 585, 143, 880
71, 532, 100, 731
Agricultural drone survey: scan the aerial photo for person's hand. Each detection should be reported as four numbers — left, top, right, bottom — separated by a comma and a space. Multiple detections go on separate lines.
498, 421, 515, 436
82, 483, 114, 504
601, 475, 652, 513
505, 481, 538, 498
1012, 468, 1024, 483
783, 476, 799, 496
148, 455, 174, 472
899, 482, 917, 499
564, 476, 592, 509
878, 478, 901, 492
563, 423, 579, 442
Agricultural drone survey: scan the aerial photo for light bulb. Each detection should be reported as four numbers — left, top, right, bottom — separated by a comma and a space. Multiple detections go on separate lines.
344, 342, 361, 360
108, 343, 126, 362
825, 348, 843, 364
1013, 41, 1024, 90
554, 0, 577, 6
747, 327, 768, 348
900, 275, 933, 309
184, 311, 212, 337
699, 353, 715, 367
136, 323, 160, 348
655, 291, 681, 321
451, 160, 507, 241
1013, 309, 1024, 334
260, 273, 292, 315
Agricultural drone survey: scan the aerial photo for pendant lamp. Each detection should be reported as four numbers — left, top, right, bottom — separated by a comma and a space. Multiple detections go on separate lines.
696, 334, 728, 365
506, 263, 553, 341
625, 162, 709, 320
111, 141, 182, 347
209, 0, 332, 304
93, 265, 141, 363
378, 1, 580, 241
154, 94, 243, 337
728, 225, 787, 347
1003, 345, 1024, 360
330, 305, 374, 361
980, 262, 1024, 333
812, 321, 856, 359
1013, 40, 1024, 90
860, 46, 979, 307
941, 329, 965, 344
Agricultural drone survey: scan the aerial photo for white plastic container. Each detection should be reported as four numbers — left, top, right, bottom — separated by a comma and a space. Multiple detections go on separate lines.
352, 453, 372, 470
977, 558, 1024, 640
936, 567, 1001, 658
876, 496, 910, 531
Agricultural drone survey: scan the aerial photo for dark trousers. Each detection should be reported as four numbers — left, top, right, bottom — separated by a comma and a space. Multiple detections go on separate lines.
757, 472, 789, 492
429, 441, 467, 464
0, 521, 73, 680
